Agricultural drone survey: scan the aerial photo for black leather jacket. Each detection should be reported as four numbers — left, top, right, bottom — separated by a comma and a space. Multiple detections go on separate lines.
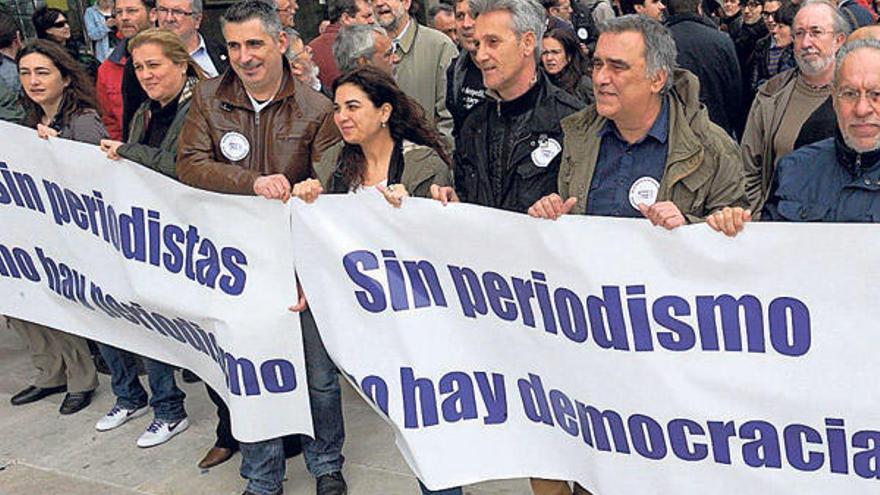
453, 71, 584, 213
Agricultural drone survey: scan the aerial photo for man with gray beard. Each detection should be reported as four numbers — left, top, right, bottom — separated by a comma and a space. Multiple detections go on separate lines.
740, 0, 850, 213
708, 39, 880, 233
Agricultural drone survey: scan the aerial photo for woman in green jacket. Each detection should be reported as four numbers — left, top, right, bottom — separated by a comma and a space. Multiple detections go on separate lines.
99, 28, 204, 179
292, 65, 452, 206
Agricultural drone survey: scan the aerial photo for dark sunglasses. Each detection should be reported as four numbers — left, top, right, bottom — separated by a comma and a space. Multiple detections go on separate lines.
52, 19, 69, 28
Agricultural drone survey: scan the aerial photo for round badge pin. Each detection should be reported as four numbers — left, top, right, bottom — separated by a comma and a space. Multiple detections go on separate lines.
220, 132, 250, 162
629, 176, 660, 210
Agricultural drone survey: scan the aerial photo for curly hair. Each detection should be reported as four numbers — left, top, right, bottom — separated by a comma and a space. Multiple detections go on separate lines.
16, 40, 99, 129
331, 65, 452, 190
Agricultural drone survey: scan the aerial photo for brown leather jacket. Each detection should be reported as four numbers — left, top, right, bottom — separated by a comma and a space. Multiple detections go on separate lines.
177, 66, 341, 194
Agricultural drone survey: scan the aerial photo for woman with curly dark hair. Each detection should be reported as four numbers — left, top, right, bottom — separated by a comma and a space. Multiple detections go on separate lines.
9, 39, 103, 416
17, 39, 106, 144
542, 28, 593, 105
292, 64, 452, 206
32, 7, 100, 78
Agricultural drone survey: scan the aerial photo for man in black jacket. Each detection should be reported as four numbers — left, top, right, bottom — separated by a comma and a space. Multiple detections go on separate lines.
446, 0, 486, 136
157, 0, 228, 77
665, 0, 744, 137
433, 0, 584, 214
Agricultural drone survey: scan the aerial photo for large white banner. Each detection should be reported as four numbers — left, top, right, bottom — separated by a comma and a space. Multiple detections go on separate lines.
292, 193, 880, 493
0, 121, 312, 442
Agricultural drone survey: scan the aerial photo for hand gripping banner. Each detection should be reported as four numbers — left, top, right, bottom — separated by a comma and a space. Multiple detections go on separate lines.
292, 192, 880, 493
0, 121, 312, 442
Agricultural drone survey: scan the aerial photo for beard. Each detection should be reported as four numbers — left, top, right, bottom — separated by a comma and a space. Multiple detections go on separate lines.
842, 125, 880, 153
796, 50, 834, 76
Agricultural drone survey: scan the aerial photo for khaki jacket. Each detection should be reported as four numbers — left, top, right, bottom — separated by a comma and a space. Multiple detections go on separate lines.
176, 65, 340, 195
558, 69, 747, 222
394, 22, 458, 142
314, 141, 451, 198
740, 68, 799, 212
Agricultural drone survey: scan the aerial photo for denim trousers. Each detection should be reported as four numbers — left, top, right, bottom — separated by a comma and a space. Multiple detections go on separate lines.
97, 343, 186, 421
239, 309, 345, 495
419, 481, 463, 495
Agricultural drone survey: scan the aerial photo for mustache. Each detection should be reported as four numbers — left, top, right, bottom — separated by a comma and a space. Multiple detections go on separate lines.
237, 60, 261, 69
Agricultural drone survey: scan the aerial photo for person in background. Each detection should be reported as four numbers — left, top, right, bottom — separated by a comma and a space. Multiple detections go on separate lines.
445, 0, 485, 135
721, 0, 743, 34
32, 7, 100, 77
10, 39, 102, 416
333, 23, 397, 75
752, 2, 797, 89
542, 28, 593, 104
292, 65, 451, 206
95, 0, 155, 141
371, 0, 458, 142
309, 0, 375, 90
742, 0, 849, 211
98, 28, 203, 177
619, 0, 666, 20
83, 0, 118, 62
0, 11, 23, 93
429, 2, 458, 42
732, 0, 767, 110
156, 0, 228, 78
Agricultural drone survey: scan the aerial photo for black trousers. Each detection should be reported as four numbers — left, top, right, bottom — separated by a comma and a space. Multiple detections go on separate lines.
206, 385, 302, 456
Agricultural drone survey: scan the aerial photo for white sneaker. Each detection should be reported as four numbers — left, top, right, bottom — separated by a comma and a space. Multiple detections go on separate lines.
95, 404, 148, 432
136, 418, 189, 448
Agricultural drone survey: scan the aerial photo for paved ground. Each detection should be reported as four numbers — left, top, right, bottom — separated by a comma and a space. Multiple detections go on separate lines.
0, 317, 532, 495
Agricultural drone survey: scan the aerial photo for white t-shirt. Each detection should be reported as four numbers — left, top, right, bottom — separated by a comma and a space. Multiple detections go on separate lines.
349, 179, 388, 195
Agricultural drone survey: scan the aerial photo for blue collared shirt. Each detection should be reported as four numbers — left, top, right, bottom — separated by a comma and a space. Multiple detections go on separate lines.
190, 35, 219, 78
586, 99, 670, 217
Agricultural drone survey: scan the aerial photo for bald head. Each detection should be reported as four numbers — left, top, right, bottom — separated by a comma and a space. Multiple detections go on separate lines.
849, 25, 880, 42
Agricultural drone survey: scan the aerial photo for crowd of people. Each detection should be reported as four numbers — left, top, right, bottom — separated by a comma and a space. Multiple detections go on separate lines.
2, 0, 880, 493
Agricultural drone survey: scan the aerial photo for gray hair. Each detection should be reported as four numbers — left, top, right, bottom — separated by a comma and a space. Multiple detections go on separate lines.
221, 0, 283, 39
597, 15, 678, 94
334, 23, 388, 74
469, 0, 545, 62
833, 38, 880, 87
190, 0, 202, 14
799, 0, 851, 36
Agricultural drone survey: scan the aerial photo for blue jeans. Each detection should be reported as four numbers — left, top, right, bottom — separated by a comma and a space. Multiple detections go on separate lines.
419, 481, 463, 495
97, 343, 186, 421
240, 309, 345, 495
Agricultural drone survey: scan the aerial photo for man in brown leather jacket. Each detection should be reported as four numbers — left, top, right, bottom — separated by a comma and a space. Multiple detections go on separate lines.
176, 2, 346, 495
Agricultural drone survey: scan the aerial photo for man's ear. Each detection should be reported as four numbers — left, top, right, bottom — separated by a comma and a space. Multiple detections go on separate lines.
650, 68, 668, 94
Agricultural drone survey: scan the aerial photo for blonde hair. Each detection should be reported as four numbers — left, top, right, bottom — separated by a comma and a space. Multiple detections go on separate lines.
128, 28, 206, 80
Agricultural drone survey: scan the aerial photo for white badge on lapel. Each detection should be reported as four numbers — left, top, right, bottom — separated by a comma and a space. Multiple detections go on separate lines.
220, 132, 250, 161
629, 176, 660, 210
531, 135, 562, 168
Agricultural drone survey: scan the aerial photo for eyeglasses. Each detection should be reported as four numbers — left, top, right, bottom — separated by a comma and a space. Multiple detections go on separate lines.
836, 88, 880, 107
761, 10, 777, 17
52, 19, 68, 28
156, 6, 194, 17
793, 27, 832, 40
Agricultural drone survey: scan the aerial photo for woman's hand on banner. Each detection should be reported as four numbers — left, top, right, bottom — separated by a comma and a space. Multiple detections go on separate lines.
36, 123, 59, 140
377, 183, 408, 208
430, 184, 459, 205
291, 178, 323, 204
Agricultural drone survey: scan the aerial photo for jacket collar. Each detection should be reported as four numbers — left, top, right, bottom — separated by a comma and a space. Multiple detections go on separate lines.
665, 12, 718, 29
835, 126, 880, 177
107, 39, 128, 65
396, 19, 417, 54
214, 62, 298, 111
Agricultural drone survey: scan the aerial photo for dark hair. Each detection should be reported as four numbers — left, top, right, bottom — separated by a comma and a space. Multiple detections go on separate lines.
328, 0, 359, 22
666, 0, 702, 15
429, 3, 454, 17
0, 11, 20, 50
619, 0, 648, 14
16, 40, 99, 128
772, 2, 797, 25
543, 29, 589, 93
331, 65, 452, 189
32, 7, 66, 41
222, 0, 282, 38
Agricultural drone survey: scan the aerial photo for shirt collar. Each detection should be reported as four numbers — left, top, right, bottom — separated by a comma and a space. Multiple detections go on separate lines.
190, 34, 207, 56
600, 97, 669, 145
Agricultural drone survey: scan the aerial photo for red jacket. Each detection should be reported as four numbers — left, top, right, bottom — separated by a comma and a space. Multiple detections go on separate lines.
308, 23, 341, 90
96, 42, 126, 141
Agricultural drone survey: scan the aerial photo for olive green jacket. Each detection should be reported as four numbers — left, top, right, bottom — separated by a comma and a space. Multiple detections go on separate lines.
117, 78, 197, 179
315, 140, 452, 198
558, 69, 748, 223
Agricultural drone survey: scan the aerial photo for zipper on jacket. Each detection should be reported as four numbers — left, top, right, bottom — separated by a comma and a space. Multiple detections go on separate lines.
855, 154, 862, 176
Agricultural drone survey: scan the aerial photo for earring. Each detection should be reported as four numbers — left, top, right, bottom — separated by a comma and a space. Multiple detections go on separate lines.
380, 121, 387, 128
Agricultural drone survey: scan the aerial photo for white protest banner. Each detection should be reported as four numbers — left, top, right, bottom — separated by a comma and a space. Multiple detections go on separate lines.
0, 121, 312, 442
292, 193, 880, 493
